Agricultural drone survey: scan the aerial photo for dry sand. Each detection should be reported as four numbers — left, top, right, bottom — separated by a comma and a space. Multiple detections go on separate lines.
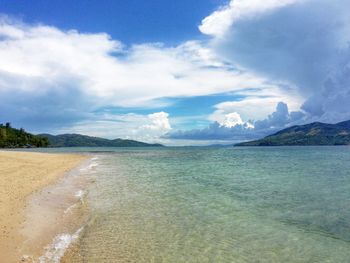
0, 151, 86, 262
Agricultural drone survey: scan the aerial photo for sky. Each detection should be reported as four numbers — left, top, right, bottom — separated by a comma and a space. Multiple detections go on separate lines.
0, 0, 350, 145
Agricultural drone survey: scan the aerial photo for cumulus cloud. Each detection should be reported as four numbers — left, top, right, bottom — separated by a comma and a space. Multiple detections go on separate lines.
254, 102, 304, 131
141, 112, 171, 131
221, 112, 244, 128
209, 110, 254, 129
166, 102, 305, 141
200, 0, 350, 124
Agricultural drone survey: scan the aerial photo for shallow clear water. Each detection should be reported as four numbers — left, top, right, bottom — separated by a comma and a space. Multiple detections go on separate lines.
65, 147, 350, 262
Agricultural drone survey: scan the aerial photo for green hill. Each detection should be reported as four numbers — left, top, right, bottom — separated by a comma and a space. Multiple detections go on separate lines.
40, 133, 164, 147
0, 123, 49, 148
236, 120, 350, 146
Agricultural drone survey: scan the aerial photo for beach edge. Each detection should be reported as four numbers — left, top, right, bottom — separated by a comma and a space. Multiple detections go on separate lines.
0, 150, 88, 263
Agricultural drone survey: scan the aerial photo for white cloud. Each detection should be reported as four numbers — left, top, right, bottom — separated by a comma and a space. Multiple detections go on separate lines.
209, 111, 253, 129
0, 17, 277, 109
209, 95, 301, 124
142, 112, 171, 131
199, 0, 300, 37
221, 112, 244, 128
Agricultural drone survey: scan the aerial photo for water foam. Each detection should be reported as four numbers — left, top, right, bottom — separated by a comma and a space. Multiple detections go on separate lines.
89, 162, 99, 169
80, 160, 99, 172
38, 227, 83, 263
75, 190, 84, 198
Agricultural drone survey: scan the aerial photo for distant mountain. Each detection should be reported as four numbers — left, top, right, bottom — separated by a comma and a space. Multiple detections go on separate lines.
0, 123, 49, 148
39, 133, 163, 147
236, 120, 350, 146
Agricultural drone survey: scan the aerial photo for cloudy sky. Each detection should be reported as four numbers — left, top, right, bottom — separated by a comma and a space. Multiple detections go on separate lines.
1, 0, 349, 145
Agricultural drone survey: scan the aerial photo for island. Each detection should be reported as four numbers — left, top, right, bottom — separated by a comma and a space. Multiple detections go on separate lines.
236, 120, 350, 146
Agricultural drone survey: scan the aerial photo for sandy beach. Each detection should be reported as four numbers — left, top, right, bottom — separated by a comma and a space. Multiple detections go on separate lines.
0, 151, 86, 262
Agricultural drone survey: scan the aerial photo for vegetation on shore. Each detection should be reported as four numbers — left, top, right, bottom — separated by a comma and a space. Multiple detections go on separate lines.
236, 120, 350, 146
0, 123, 49, 148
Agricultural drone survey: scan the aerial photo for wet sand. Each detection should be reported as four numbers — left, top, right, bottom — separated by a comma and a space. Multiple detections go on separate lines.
0, 151, 87, 262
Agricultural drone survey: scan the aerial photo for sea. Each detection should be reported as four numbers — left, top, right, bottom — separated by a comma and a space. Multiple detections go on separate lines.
23, 146, 350, 262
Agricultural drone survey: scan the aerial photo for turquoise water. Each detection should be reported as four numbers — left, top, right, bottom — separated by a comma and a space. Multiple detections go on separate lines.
65, 147, 350, 262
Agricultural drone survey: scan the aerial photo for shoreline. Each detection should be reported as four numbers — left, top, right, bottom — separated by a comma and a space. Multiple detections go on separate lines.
0, 151, 88, 263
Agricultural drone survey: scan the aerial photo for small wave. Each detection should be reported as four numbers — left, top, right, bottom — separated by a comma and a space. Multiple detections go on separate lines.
91, 156, 99, 161
38, 227, 83, 263
63, 203, 77, 214
89, 162, 99, 169
79, 162, 99, 172
75, 190, 84, 198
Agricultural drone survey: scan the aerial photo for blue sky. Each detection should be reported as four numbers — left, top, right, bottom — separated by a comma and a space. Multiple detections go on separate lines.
0, 0, 226, 44
0, 0, 349, 145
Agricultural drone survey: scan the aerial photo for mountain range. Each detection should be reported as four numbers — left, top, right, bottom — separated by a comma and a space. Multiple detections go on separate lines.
39, 133, 163, 147
236, 120, 350, 146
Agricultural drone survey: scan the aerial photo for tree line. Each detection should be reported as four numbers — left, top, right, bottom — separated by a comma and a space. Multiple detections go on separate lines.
0, 123, 49, 148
